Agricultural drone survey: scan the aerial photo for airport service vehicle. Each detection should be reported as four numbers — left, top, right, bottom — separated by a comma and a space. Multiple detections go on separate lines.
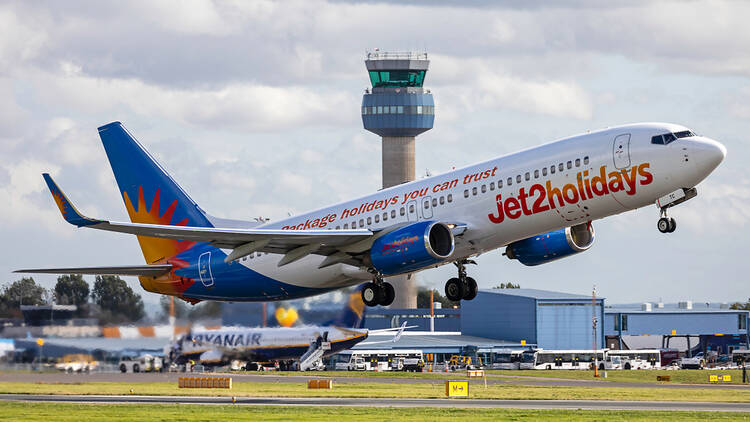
55, 354, 98, 373
118, 354, 163, 373
732, 349, 750, 365
679, 353, 706, 369
490, 349, 523, 370
525, 349, 607, 370
338, 349, 424, 371
607, 349, 661, 369
18, 122, 725, 307
171, 289, 407, 371
448, 355, 484, 371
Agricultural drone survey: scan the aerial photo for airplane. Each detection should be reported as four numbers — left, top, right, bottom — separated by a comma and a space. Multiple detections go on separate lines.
171, 287, 408, 371
18, 121, 725, 307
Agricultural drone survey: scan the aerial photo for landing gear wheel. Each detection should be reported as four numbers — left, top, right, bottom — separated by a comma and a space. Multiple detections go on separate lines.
657, 217, 671, 233
668, 217, 676, 233
445, 277, 464, 302
463, 277, 478, 301
380, 282, 395, 306
362, 282, 382, 307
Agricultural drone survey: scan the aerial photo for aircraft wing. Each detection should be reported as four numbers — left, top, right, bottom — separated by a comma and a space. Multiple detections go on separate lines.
42, 173, 373, 263
14, 265, 172, 277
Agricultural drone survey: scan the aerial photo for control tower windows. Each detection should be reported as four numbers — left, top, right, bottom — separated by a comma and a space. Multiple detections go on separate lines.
417, 106, 423, 114
397, 106, 404, 114
368, 70, 426, 87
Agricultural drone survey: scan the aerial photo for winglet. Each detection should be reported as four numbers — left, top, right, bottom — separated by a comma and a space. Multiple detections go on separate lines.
42, 173, 102, 227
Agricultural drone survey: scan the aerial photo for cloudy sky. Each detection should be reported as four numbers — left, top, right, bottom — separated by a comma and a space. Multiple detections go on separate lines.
1, 0, 748, 311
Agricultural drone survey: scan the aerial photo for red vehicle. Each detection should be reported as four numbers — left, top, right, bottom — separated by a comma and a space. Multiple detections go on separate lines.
660, 349, 680, 366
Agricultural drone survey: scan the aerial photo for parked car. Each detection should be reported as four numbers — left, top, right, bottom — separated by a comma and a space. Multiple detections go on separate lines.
119, 354, 164, 373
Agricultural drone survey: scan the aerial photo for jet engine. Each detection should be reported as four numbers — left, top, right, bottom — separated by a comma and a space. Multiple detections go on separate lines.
369, 221, 454, 275
505, 222, 595, 266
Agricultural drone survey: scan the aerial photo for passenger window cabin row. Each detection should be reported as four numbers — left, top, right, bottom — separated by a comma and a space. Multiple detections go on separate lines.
334, 193, 454, 230
311, 155, 593, 232
462, 156, 590, 199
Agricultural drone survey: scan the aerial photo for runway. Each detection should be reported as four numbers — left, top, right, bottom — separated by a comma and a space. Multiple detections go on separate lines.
1, 394, 749, 412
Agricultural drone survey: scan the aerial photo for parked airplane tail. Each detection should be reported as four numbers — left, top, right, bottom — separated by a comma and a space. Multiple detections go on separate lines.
97, 122, 213, 264
328, 284, 367, 329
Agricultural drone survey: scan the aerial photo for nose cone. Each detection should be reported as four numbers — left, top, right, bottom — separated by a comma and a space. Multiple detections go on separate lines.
696, 137, 726, 173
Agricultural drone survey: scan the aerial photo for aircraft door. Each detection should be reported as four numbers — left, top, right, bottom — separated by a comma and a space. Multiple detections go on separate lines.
407, 200, 418, 222
422, 196, 433, 219
612, 134, 631, 169
198, 251, 214, 287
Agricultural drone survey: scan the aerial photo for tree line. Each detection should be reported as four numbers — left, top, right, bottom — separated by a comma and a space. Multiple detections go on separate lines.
0, 275, 145, 324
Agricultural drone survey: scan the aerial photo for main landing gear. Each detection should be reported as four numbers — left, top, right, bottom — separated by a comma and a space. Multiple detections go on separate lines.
361, 274, 395, 307
444, 260, 478, 302
657, 210, 677, 234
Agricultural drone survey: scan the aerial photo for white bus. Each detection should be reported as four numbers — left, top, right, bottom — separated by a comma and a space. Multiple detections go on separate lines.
490, 349, 523, 370
335, 349, 423, 372
607, 349, 661, 369
522, 349, 606, 370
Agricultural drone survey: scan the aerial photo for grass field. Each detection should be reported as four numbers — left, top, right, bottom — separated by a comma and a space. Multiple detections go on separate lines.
1, 380, 749, 402
0, 402, 748, 422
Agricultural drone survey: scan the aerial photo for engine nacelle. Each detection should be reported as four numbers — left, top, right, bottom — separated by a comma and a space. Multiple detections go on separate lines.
370, 221, 454, 276
505, 222, 595, 266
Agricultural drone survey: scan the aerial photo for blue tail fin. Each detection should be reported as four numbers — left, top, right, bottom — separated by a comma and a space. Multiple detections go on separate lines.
98, 122, 212, 263
328, 284, 367, 328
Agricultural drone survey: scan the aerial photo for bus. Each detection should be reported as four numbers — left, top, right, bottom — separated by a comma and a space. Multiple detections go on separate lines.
334, 349, 423, 371
607, 349, 661, 369
522, 349, 606, 370
731, 349, 750, 365
490, 349, 523, 370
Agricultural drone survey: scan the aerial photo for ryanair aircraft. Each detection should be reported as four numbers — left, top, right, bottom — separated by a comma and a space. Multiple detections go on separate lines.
172, 288, 406, 370
18, 121, 725, 307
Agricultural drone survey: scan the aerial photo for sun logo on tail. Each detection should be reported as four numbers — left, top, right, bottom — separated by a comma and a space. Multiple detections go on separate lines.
123, 186, 196, 264
51, 190, 68, 217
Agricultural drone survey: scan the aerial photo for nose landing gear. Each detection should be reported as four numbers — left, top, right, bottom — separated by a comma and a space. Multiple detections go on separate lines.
657, 216, 676, 233
361, 273, 395, 307
657, 209, 676, 234
445, 260, 478, 302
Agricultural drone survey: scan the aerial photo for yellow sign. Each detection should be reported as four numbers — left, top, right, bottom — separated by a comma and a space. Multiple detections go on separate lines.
709, 375, 719, 382
36, 338, 44, 347
671, 330, 676, 335
723, 375, 732, 382
445, 380, 469, 397
520, 340, 526, 345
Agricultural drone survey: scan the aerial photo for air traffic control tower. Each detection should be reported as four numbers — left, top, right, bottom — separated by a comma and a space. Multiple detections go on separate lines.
362, 51, 434, 309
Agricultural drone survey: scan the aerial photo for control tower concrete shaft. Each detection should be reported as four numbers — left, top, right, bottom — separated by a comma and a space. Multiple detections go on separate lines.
361, 51, 434, 309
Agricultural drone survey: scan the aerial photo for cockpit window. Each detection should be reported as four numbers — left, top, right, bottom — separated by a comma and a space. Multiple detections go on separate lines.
674, 130, 695, 138
652, 130, 695, 145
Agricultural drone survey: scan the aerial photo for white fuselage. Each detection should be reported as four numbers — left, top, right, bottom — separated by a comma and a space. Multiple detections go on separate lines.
226, 123, 725, 290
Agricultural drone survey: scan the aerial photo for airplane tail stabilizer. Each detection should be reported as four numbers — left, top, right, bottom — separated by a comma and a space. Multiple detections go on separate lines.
327, 284, 367, 329
97, 122, 213, 263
